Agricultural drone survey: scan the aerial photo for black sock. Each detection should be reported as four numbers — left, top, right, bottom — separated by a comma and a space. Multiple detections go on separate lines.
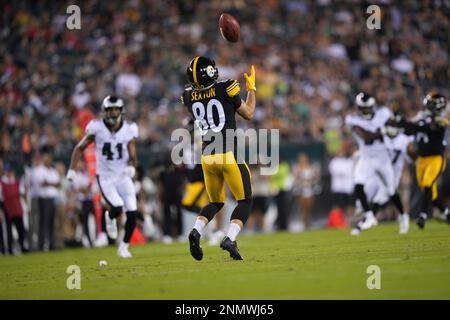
354, 184, 370, 212
422, 187, 432, 218
432, 197, 446, 213
124, 211, 137, 243
389, 193, 404, 214
372, 203, 381, 216
109, 206, 123, 219
230, 199, 253, 225
136, 211, 145, 222
101, 208, 107, 232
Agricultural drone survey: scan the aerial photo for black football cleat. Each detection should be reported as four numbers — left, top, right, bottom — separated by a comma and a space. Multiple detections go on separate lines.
220, 237, 243, 260
417, 214, 427, 230
188, 229, 203, 261
444, 208, 450, 224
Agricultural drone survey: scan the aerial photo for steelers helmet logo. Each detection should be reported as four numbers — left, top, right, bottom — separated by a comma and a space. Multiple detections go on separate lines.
206, 65, 215, 77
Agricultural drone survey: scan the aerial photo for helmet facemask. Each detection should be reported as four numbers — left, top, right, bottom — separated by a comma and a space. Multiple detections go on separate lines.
102, 96, 124, 126
358, 106, 375, 119
104, 107, 123, 125
385, 125, 400, 138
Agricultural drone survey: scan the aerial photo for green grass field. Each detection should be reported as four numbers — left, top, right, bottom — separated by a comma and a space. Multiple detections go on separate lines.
1, 221, 450, 300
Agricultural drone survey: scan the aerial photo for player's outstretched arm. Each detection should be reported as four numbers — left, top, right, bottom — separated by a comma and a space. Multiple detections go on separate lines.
391, 116, 441, 136
237, 65, 256, 121
351, 125, 382, 144
67, 134, 95, 181
125, 138, 138, 178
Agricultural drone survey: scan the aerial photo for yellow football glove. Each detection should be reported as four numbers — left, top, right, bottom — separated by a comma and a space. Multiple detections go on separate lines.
434, 116, 449, 127
244, 65, 256, 91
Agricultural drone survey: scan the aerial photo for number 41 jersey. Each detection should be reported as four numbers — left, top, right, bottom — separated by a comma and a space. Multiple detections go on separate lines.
85, 119, 139, 178
181, 79, 242, 155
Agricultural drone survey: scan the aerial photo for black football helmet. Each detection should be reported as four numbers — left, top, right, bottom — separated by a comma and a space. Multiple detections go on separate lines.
102, 95, 124, 125
385, 125, 400, 138
355, 92, 376, 119
423, 92, 447, 116
186, 56, 219, 90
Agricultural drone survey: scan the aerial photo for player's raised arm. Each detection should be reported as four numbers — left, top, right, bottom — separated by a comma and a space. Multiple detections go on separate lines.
237, 65, 256, 121
67, 134, 95, 181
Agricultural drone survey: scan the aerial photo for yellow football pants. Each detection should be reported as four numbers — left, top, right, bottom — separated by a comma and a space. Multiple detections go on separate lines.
201, 152, 252, 203
181, 181, 208, 209
416, 155, 446, 201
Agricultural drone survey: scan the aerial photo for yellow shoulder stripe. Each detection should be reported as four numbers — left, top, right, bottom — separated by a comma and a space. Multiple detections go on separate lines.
226, 80, 238, 91
227, 83, 240, 97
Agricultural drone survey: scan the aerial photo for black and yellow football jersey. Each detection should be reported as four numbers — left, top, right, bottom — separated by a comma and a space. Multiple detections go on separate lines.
181, 79, 252, 203
181, 79, 242, 155
398, 114, 448, 200
398, 114, 447, 157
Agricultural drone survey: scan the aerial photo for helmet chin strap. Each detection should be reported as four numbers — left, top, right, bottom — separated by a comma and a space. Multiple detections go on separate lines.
106, 114, 122, 126
386, 126, 399, 137
361, 112, 374, 120
199, 82, 215, 91
192, 81, 216, 91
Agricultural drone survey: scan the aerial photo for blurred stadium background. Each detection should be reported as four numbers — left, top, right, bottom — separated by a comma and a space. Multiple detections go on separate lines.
0, 0, 449, 255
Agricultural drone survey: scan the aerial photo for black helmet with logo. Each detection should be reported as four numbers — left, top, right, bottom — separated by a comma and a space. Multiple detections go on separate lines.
186, 56, 219, 91
423, 92, 447, 116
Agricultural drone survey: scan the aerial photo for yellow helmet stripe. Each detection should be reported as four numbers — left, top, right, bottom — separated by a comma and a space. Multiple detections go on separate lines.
192, 56, 200, 87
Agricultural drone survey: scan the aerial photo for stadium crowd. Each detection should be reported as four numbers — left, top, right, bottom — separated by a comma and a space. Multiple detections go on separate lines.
0, 0, 449, 254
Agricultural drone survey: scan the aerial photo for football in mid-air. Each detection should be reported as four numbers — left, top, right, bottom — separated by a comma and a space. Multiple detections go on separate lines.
219, 13, 240, 43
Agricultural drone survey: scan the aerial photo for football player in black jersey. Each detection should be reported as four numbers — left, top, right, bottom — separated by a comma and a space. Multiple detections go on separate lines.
390, 92, 450, 228
180, 56, 256, 260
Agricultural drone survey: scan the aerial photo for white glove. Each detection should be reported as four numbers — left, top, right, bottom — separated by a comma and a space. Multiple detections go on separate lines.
125, 166, 136, 178
66, 169, 76, 182
380, 127, 387, 136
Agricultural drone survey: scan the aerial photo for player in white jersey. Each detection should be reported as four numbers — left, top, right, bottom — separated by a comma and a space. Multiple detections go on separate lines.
378, 127, 415, 199
345, 93, 409, 235
66, 96, 139, 258
353, 126, 415, 234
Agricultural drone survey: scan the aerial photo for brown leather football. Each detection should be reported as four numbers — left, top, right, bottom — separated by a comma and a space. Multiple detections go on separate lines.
219, 13, 240, 43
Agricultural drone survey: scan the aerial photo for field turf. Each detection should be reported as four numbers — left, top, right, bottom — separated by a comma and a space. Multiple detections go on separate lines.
1, 221, 450, 299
